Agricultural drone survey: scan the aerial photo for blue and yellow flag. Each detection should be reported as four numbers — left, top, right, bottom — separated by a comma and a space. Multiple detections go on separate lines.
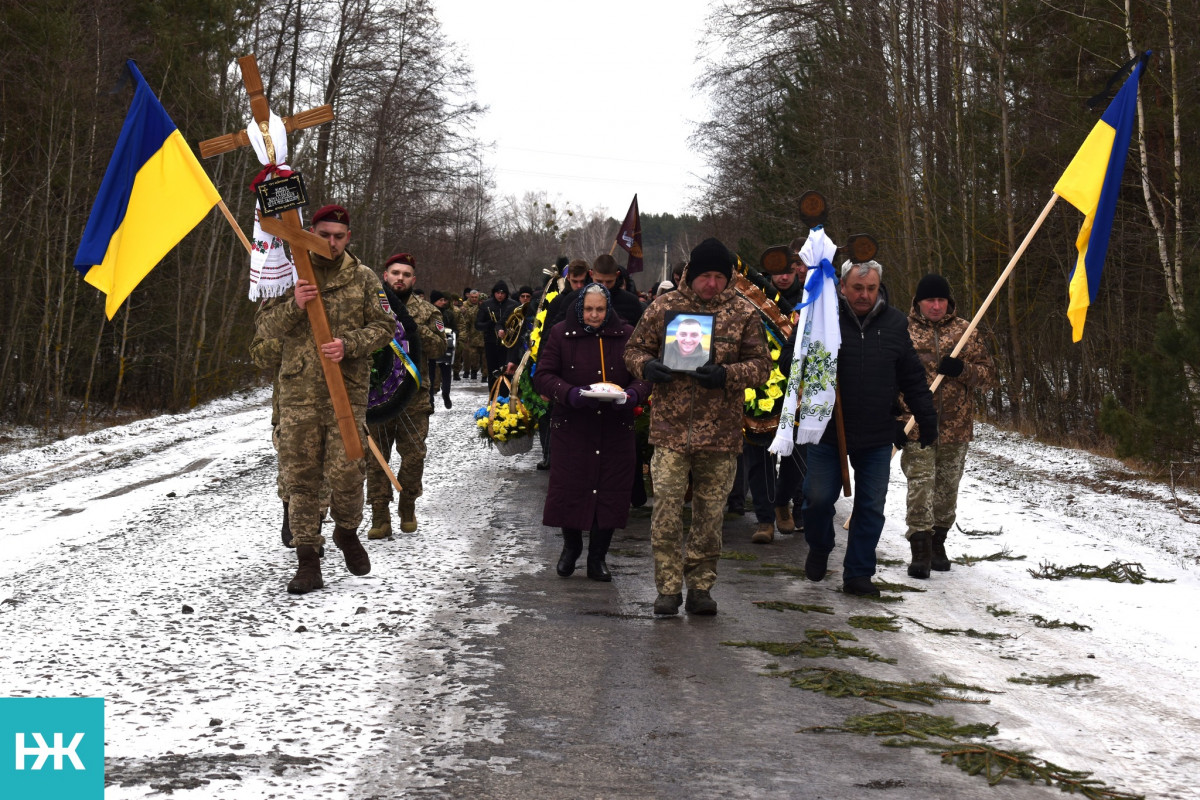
75, 61, 220, 318
1053, 51, 1150, 342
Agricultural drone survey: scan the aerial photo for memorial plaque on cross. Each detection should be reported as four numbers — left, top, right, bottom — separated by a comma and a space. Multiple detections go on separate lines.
199, 55, 365, 460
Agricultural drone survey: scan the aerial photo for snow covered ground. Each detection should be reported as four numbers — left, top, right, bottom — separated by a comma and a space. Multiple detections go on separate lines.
1, 387, 1197, 798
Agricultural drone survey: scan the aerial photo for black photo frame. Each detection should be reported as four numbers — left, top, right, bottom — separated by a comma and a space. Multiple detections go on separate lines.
662, 311, 715, 373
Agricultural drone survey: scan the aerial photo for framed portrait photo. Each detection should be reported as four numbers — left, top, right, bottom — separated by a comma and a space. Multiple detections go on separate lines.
662, 311, 715, 373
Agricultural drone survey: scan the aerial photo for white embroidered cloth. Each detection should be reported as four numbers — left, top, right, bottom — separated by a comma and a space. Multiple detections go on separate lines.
246, 113, 297, 301
769, 227, 841, 456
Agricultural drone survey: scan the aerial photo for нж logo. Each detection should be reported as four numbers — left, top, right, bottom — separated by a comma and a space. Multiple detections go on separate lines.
15, 732, 86, 770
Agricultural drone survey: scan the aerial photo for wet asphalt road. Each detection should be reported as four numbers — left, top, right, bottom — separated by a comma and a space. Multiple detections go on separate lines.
372, 382, 1051, 800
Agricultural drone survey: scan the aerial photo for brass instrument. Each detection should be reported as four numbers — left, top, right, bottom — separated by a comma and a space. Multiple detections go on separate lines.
500, 304, 527, 348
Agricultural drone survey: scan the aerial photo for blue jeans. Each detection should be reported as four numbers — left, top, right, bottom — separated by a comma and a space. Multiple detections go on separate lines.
802, 442, 891, 580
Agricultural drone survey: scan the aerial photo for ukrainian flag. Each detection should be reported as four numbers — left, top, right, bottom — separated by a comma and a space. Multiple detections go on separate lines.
1054, 51, 1150, 342
75, 61, 220, 318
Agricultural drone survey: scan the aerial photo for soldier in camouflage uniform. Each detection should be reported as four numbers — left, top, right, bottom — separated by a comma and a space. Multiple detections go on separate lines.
898, 274, 996, 578
367, 253, 447, 537
625, 238, 770, 616
254, 205, 394, 594
460, 290, 485, 381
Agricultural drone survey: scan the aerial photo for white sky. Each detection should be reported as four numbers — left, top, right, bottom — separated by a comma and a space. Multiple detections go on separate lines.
435, 0, 716, 219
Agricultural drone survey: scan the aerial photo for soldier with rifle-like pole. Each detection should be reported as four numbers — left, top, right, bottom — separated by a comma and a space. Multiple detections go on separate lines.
201, 55, 395, 594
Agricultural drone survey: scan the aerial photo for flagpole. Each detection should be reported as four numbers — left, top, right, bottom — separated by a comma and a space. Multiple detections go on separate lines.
842, 192, 1063, 530
216, 200, 254, 255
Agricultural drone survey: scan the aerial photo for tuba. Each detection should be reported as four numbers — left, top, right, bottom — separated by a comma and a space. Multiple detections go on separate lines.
500, 304, 527, 348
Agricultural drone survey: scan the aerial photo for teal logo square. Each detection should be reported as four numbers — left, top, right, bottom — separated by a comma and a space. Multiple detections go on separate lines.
0, 697, 104, 799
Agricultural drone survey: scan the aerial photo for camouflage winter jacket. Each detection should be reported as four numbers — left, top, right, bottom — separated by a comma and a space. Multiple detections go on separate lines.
459, 302, 484, 348
625, 279, 770, 454
404, 291, 447, 414
254, 252, 395, 411
900, 302, 996, 444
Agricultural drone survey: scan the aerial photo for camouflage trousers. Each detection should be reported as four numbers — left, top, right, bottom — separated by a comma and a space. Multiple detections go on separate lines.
460, 344, 484, 377
367, 407, 431, 506
900, 441, 970, 538
272, 424, 330, 509
277, 405, 368, 549
650, 448, 738, 594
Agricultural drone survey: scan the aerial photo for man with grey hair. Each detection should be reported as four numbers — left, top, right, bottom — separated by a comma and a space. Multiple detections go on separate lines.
801, 258, 938, 596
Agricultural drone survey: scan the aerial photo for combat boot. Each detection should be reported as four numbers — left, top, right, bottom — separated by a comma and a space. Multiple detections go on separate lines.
751, 521, 774, 544
557, 529, 583, 577
774, 505, 795, 534
286, 546, 324, 594
281, 500, 294, 548
653, 593, 683, 616
931, 526, 952, 571
908, 530, 933, 579
685, 588, 718, 615
333, 526, 371, 576
398, 499, 418, 533
367, 503, 392, 539
805, 547, 830, 581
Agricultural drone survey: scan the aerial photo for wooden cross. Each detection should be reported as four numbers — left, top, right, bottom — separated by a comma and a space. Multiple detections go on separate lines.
199, 55, 364, 460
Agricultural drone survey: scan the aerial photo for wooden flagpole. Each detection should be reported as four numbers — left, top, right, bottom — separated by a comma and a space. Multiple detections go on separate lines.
843, 192, 1062, 529
217, 200, 253, 255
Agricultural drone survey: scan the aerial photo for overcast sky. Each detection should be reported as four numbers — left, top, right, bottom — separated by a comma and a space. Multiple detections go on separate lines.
435, 0, 716, 220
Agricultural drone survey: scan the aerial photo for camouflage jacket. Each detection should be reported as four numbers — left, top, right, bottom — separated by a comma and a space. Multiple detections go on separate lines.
249, 330, 283, 425
405, 292, 447, 414
900, 302, 996, 444
459, 302, 484, 348
625, 280, 770, 454
254, 252, 395, 410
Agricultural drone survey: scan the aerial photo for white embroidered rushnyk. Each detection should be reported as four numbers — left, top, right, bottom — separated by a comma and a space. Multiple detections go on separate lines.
768, 226, 841, 456
246, 112, 298, 301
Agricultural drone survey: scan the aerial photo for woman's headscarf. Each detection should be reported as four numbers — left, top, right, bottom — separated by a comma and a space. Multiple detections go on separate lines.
575, 283, 613, 334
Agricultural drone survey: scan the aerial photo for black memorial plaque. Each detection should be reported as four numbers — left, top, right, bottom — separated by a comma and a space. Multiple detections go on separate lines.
256, 173, 309, 214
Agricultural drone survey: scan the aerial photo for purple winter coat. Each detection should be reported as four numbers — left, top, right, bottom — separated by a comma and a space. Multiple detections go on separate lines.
533, 312, 652, 531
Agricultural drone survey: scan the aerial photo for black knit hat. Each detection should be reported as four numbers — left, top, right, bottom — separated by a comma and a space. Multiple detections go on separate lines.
517, 285, 533, 297
491, 280, 509, 295
687, 238, 734, 285
430, 290, 446, 303
914, 273, 951, 303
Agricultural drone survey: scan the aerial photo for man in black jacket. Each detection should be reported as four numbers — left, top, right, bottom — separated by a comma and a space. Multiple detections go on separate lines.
803, 259, 937, 596
475, 280, 517, 390
547, 254, 644, 328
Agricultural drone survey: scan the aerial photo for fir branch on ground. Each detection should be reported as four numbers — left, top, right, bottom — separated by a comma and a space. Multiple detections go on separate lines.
986, 605, 1016, 617
954, 547, 1026, 566
876, 557, 906, 567
905, 617, 1014, 640
720, 550, 758, 561
937, 744, 1142, 799
1027, 561, 1174, 584
724, 629, 896, 663
848, 615, 901, 632
773, 666, 994, 707
752, 601, 835, 614
1028, 614, 1092, 631
844, 591, 905, 604
738, 562, 806, 577
1008, 673, 1098, 688
956, 523, 1003, 537
803, 710, 997, 743
873, 579, 926, 593
806, 711, 1142, 799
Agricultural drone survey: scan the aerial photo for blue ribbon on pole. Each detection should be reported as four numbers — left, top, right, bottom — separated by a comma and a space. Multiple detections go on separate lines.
796, 257, 837, 311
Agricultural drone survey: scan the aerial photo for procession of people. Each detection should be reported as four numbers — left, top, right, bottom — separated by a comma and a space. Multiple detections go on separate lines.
254, 208, 995, 613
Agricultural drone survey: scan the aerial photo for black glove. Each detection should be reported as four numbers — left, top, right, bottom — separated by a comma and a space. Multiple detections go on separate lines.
643, 359, 674, 384
694, 363, 727, 389
893, 420, 910, 450
918, 423, 938, 449
936, 356, 964, 378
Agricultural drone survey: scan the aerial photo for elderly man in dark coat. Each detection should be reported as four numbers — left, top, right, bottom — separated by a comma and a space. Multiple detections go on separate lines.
534, 284, 652, 581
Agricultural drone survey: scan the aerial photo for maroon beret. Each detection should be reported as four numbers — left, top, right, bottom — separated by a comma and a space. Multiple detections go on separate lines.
311, 204, 351, 227
385, 252, 416, 268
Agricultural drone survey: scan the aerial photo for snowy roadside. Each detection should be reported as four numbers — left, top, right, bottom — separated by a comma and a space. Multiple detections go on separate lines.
0, 384, 539, 797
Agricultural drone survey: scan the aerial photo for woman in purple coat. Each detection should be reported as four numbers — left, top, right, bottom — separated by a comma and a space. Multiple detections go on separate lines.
533, 284, 652, 581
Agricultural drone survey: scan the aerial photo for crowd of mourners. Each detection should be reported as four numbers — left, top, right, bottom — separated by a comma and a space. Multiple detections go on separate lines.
256, 204, 996, 614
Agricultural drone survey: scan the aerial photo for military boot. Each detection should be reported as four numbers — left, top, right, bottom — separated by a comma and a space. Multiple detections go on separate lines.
333, 526, 371, 576
398, 499, 418, 533
286, 546, 324, 594
653, 593, 683, 616
908, 530, 933, 579
774, 505, 795, 534
367, 503, 392, 540
685, 588, 718, 616
751, 521, 775, 544
931, 526, 952, 571
281, 500, 294, 548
